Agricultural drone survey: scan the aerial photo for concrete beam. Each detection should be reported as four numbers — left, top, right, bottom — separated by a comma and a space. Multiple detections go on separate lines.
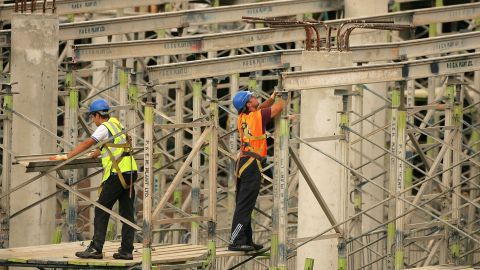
60, 0, 340, 40
0, 2, 477, 44
351, 31, 480, 62
0, 0, 178, 20
325, 2, 480, 26
73, 27, 306, 61
283, 52, 480, 90
73, 29, 480, 63
147, 50, 302, 83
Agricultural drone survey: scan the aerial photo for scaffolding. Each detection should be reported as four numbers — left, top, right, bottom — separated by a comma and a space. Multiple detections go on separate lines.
0, 0, 479, 269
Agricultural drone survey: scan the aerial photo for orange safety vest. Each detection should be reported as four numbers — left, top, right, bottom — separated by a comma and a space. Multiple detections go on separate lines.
237, 110, 267, 158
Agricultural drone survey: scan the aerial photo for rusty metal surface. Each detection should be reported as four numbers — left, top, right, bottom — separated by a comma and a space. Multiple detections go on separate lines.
243, 16, 413, 52
14, 0, 55, 13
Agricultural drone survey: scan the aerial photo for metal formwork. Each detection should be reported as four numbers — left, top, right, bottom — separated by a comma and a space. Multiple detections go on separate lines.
0, 0, 480, 269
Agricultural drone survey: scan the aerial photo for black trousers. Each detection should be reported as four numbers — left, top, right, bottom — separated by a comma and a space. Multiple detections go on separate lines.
92, 172, 137, 253
229, 157, 261, 246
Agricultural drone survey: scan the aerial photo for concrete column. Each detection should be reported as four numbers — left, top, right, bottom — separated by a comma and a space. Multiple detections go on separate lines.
345, 1, 389, 269
297, 51, 352, 269
10, 14, 58, 247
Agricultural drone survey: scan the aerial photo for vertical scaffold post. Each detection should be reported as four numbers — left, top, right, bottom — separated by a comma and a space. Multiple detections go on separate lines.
448, 76, 463, 264
191, 79, 202, 245
173, 77, 185, 244
467, 68, 480, 264
426, 77, 438, 158
206, 78, 218, 269
1, 79, 13, 248
65, 63, 78, 242
304, 258, 314, 270
153, 75, 164, 245
387, 84, 400, 270
274, 75, 290, 270
349, 85, 363, 269
394, 81, 406, 270
335, 88, 352, 268
119, 62, 128, 125
338, 238, 347, 270
228, 74, 239, 223
405, 79, 415, 194
128, 71, 138, 146
429, 0, 444, 37
248, 73, 257, 92
270, 78, 280, 270
440, 77, 453, 264
142, 84, 154, 270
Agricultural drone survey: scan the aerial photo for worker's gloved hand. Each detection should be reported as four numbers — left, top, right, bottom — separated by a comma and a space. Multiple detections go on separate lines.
49, 154, 68, 161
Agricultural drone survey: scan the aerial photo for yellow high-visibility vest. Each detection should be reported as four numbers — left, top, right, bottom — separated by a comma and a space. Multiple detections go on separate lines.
100, 117, 137, 183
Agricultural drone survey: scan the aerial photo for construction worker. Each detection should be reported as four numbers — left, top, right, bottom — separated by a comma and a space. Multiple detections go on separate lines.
228, 90, 284, 252
50, 98, 138, 260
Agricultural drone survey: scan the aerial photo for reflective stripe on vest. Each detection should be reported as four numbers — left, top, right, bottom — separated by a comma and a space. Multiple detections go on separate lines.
100, 117, 138, 182
237, 110, 267, 158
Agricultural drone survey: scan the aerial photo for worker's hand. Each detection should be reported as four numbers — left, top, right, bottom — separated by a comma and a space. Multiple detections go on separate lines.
49, 154, 68, 161
86, 152, 97, 159
270, 90, 277, 100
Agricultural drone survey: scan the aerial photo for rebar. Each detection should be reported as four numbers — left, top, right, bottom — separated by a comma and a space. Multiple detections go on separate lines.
243, 17, 413, 51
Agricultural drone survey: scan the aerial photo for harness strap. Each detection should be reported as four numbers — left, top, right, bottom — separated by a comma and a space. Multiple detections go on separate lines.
102, 119, 134, 191
104, 142, 131, 148
236, 156, 263, 178
104, 146, 129, 189
240, 151, 263, 160
243, 134, 267, 140
238, 115, 266, 158
256, 159, 262, 172
236, 157, 254, 178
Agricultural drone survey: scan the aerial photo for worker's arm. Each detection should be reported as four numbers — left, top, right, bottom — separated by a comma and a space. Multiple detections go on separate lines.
50, 138, 97, 160
67, 138, 97, 159
258, 91, 276, 110
270, 98, 284, 118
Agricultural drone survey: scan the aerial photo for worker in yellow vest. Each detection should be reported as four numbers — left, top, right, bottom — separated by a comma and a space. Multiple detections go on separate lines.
228, 90, 284, 251
50, 98, 137, 260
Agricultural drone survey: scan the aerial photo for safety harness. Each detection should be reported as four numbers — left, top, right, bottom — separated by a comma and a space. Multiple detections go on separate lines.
236, 112, 266, 178
98, 118, 136, 195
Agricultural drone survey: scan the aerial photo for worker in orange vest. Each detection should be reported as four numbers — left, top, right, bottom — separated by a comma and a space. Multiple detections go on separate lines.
229, 90, 284, 251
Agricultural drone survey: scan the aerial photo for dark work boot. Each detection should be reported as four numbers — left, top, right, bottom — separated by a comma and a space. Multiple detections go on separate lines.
228, 244, 254, 252
113, 247, 133, 260
249, 242, 264, 250
75, 242, 103, 259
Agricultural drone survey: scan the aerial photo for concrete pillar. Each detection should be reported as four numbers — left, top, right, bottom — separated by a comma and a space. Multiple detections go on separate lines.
345, 1, 389, 268
297, 51, 352, 269
10, 14, 58, 247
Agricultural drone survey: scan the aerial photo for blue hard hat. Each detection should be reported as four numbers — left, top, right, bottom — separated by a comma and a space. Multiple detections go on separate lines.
232, 91, 253, 113
88, 99, 110, 114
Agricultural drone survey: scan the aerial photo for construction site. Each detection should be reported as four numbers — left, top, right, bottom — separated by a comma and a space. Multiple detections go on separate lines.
0, 0, 479, 269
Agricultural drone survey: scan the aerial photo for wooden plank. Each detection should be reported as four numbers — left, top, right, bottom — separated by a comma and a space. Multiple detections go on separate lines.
22, 155, 144, 172
408, 266, 473, 270
215, 247, 269, 258
0, 242, 221, 267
